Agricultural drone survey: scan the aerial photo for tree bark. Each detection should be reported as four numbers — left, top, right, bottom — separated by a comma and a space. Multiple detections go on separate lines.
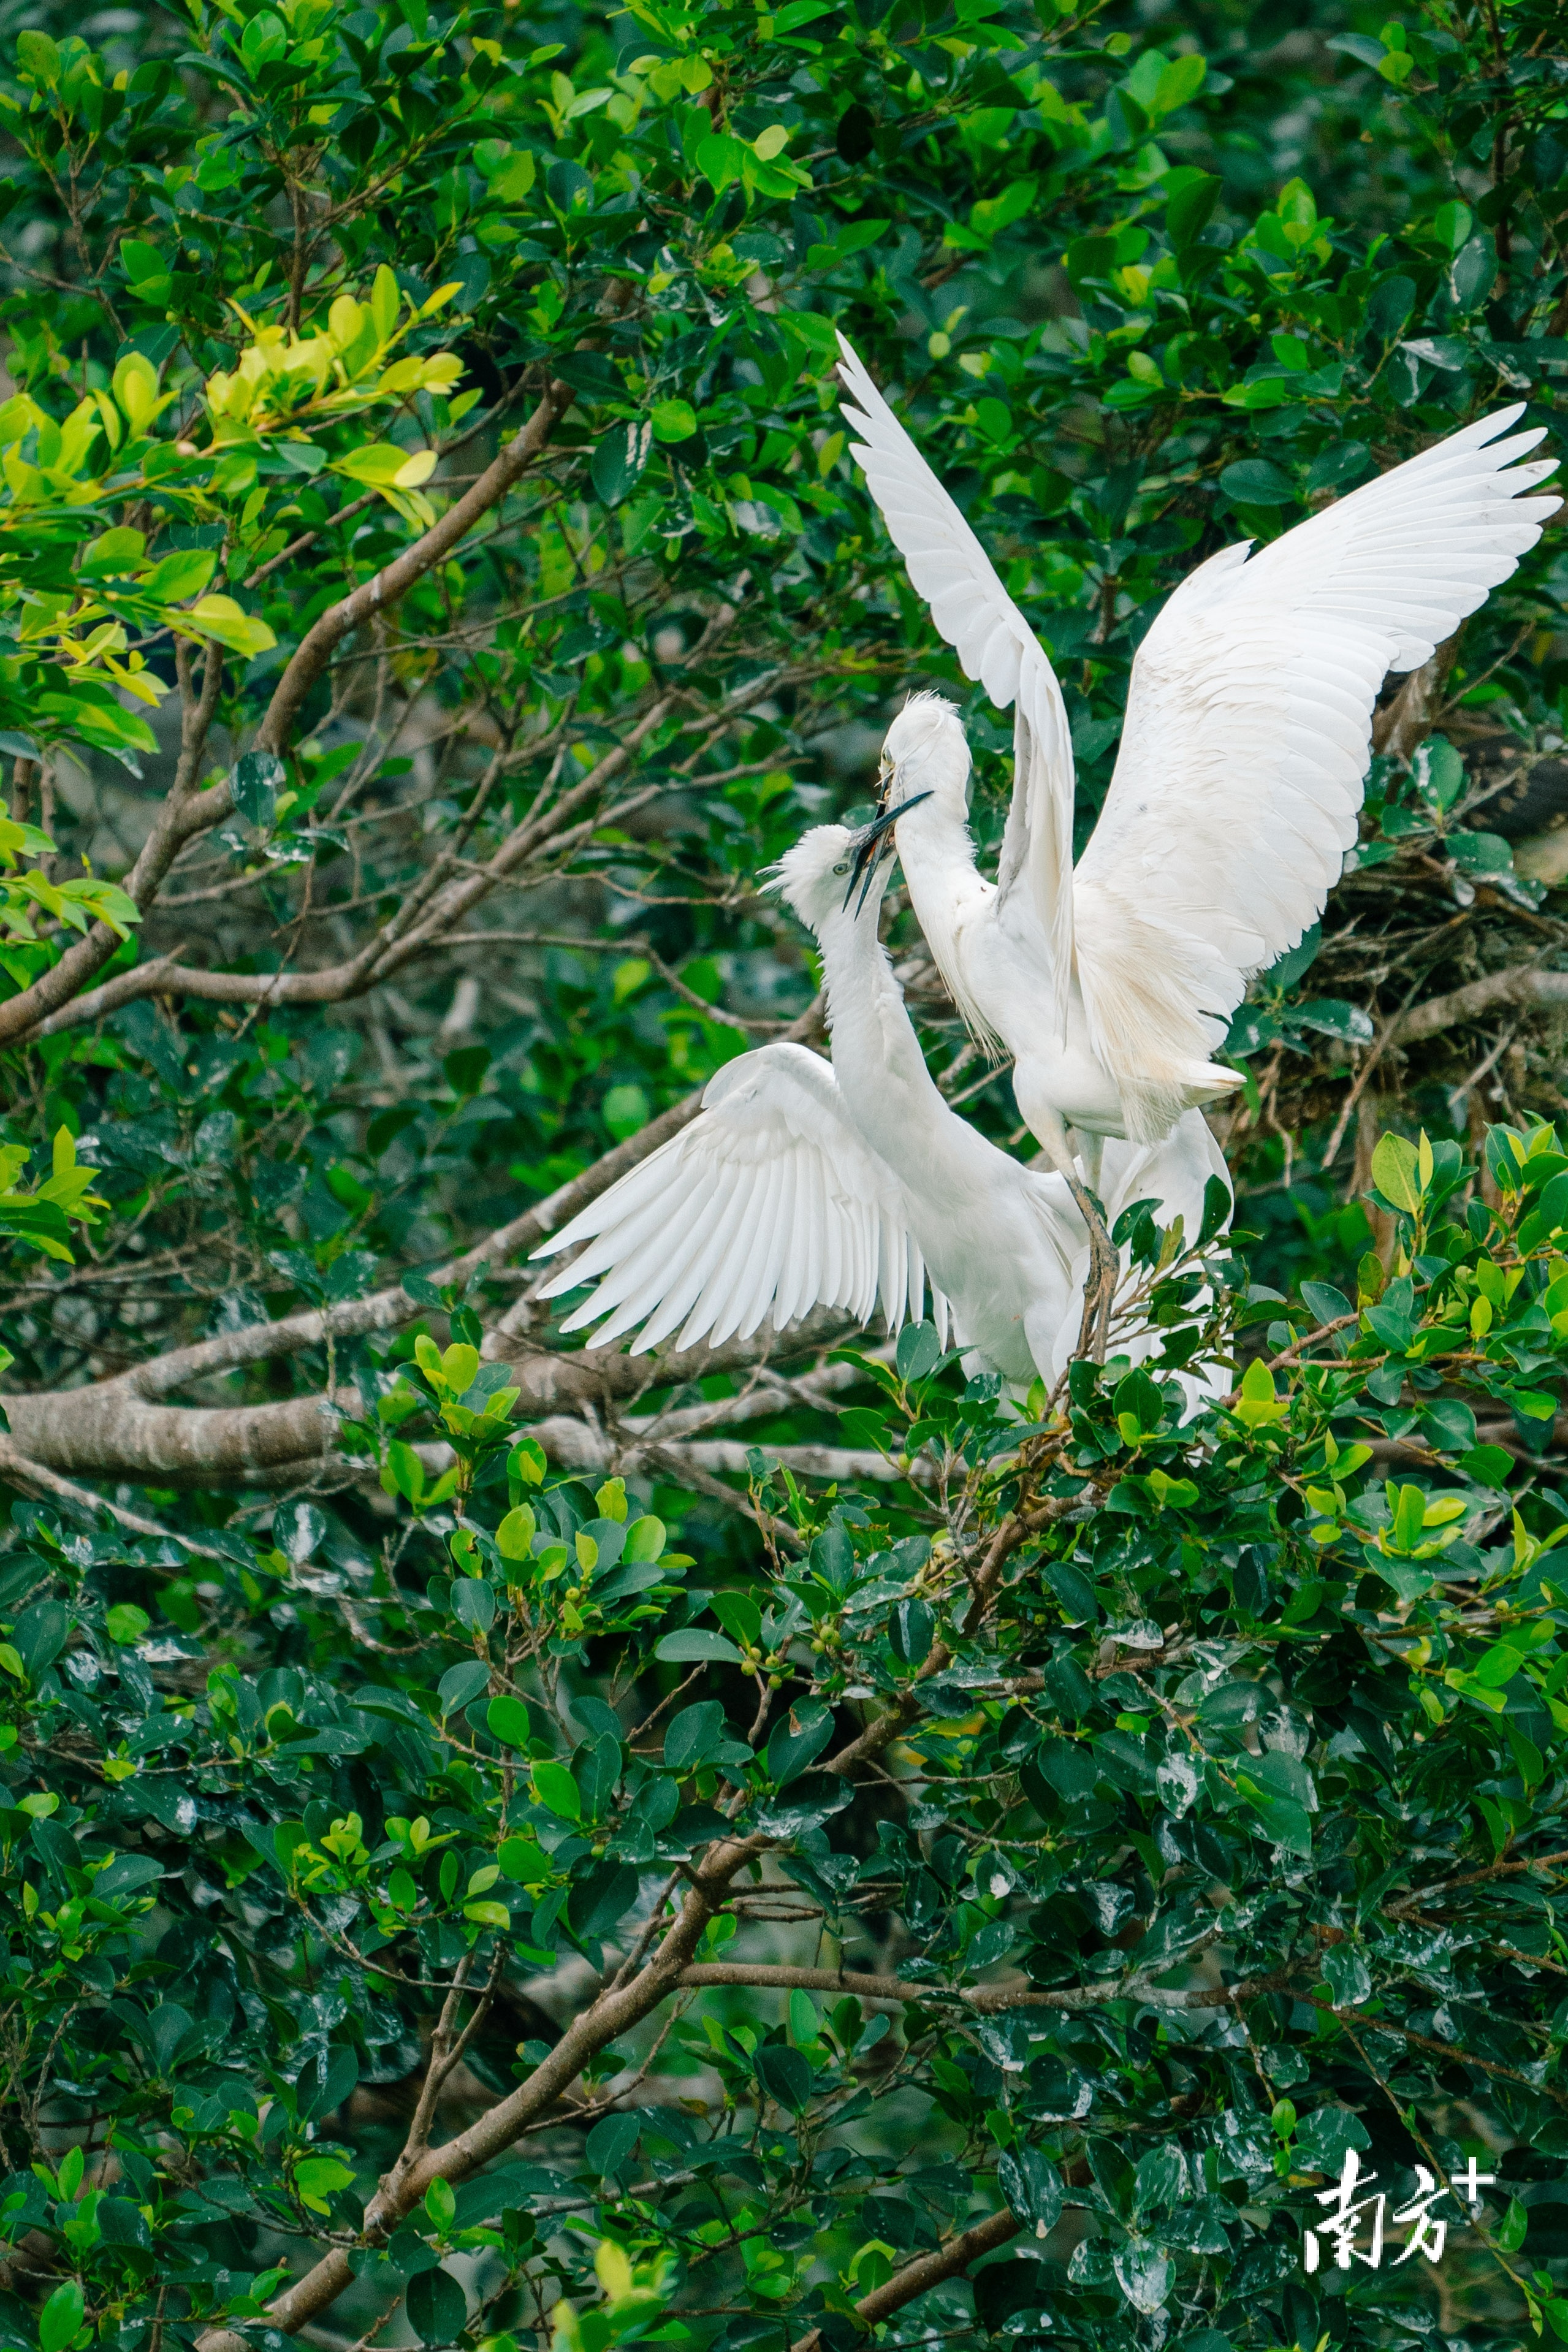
1, 1001, 826, 1492
1371, 630, 1461, 763
194, 1831, 771, 2352
1391, 964, 1568, 1042
790, 2210, 1024, 2352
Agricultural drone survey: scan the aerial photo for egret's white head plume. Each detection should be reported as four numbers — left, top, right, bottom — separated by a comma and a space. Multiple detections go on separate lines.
880, 690, 970, 813
770, 824, 860, 933
771, 819, 907, 933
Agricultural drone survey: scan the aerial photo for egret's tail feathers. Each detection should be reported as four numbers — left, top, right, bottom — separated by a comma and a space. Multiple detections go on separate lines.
1117, 1063, 1243, 1147
1075, 875, 1246, 1144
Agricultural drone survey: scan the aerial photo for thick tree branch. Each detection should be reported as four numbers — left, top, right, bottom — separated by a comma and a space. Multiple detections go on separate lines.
2, 1000, 828, 1490
194, 1833, 771, 2352
0, 1432, 219, 1544
676, 1955, 1250, 2014
1391, 964, 1568, 1043
523, 1416, 923, 1488
1, 1320, 860, 1488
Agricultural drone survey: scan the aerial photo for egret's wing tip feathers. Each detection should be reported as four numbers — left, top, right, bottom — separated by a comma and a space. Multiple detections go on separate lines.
1077, 398, 1557, 1106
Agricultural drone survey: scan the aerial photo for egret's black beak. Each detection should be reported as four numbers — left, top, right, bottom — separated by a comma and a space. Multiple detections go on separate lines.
843, 790, 934, 913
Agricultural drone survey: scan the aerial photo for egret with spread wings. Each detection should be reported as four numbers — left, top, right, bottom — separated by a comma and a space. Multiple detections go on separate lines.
839, 338, 1559, 1181
533, 819, 1227, 1380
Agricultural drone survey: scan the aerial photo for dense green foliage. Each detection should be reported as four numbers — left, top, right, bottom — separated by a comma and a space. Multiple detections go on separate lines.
3, 1, 1568, 2350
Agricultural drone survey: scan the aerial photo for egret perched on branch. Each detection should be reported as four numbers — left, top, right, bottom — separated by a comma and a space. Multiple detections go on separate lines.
838, 333, 1558, 1182
531, 817, 1227, 1383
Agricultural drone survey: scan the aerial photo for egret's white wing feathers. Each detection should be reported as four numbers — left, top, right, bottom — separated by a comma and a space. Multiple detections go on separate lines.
1073, 406, 1559, 1139
837, 333, 1076, 1036
531, 1042, 926, 1353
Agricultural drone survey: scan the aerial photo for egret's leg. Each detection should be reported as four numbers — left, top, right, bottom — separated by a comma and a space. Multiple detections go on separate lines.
1033, 1107, 1117, 1363
1071, 1126, 1105, 1193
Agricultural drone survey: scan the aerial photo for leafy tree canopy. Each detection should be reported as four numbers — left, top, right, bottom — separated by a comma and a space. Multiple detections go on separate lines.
2, 2, 1568, 2351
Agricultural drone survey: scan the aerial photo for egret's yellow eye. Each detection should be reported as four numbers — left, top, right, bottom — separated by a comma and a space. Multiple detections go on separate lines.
832, 861, 850, 875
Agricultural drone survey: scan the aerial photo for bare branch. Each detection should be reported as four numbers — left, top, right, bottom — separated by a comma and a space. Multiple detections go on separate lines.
1393, 964, 1568, 1043
3, 1001, 828, 1489
255, 377, 576, 759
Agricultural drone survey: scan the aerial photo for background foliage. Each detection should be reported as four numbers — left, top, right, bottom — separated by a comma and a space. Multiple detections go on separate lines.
4, 1, 1568, 2350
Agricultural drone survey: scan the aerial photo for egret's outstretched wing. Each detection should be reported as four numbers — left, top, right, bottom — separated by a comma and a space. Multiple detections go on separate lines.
531, 1043, 930, 1355
837, 334, 1076, 1033
1074, 406, 1559, 1138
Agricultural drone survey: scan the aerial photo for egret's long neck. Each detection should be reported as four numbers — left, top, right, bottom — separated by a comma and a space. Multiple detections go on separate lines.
816, 897, 934, 1112
889, 791, 1006, 1047
814, 894, 983, 1189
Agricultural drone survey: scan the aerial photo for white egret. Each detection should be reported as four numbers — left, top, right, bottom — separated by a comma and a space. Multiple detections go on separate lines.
837, 339, 1559, 1177
531, 819, 1228, 1383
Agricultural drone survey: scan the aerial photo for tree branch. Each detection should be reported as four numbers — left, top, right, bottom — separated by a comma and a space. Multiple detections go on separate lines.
1, 379, 576, 1052
194, 1833, 772, 2352
0, 642, 224, 1045
254, 376, 576, 759
25, 623, 748, 1043
1371, 630, 1461, 762
791, 2209, 1022, 2352
676, 1956, 1252, 2014
1391, 964, 1568, 1043
3, 1002, 827, 1489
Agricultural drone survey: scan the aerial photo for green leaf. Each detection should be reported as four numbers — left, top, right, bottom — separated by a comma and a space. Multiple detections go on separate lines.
141, 548, 218, 603
1432, 199, 1473, 254
1474, 1638, 1528, 1689
294, 2155, 356, 2211
1219, 459, 1294, 506
497, 1835, 548, 1886
486, 1695, 532, 1747
651, 398, 697, 443
38, 2285, 82, 2352
231, 748, 284, 828
896, 1320, 942, 1383
531, 1759, 581, 1819
712, 1589, 761, 1650
696, 132, 746, 194
1254, 1795, 1312, 1857
623, 1513, 666, 1563
16, 29, 61, 87
889, 1596, 934, 1666
181, 595, 276, 659
508, 1436, 546, 1487
1152, 52, 1206, 116
405, 2267, 467, 2346
1166, 170, 1220, 245
1370, 1132, 1421, 1213
592, 420, 652, 507
496, 1505, 536, 1561
655, 1627, 744, 1664
755, 2042, 811, 2112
